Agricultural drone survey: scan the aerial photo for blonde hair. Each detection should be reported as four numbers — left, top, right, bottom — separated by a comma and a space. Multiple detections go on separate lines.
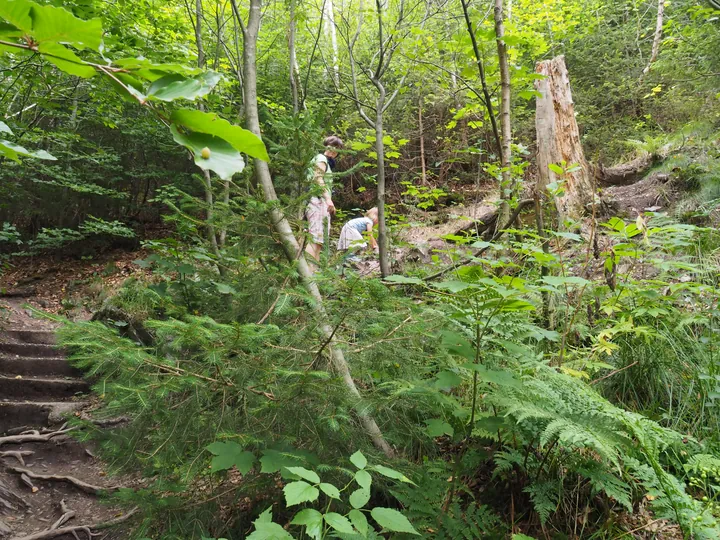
365, 207, 378, 221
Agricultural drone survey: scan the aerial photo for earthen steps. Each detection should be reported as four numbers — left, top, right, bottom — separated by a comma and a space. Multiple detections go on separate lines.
0, 356, 81, 377
0, 342, 64, 358
0, 328, 89, 434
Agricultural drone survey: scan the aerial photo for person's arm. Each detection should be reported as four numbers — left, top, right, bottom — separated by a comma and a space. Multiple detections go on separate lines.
313, 161, 335, 215
366, 222, 378, 250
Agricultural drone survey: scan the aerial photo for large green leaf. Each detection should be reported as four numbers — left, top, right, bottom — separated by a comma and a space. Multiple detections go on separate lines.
283, 481, 319, 506
148, 72, 221, 102
0, 139, 56, 162
0, 0, 32, 33
348, 510, 369, 538
372, 465, 414, 484
170, 109, 269, 162
0, 21, 22, 39
0, 1, 101, 50
349, 488, 370, 509
349, 450, 367, 470
370, 508, 419, 535
37, 42, 95, 78
170, 125, 244, 181
284, 466, 320, 484
319, 483, 341, 499
323, 513, 355, 534
354, 469, 372, 490
114, 58, 201, 81
425, 418, 454, 437
205, 441, 256, 474
29, 4, 102, 50
0, 122, 12, 135
291, 509, 323, 540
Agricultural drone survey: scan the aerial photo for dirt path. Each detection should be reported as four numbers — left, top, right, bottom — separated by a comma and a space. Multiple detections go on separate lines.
0, 299, 134, 539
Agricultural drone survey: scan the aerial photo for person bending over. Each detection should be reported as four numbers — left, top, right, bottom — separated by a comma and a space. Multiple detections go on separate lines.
337, 207, 379, 256
305, 135, 344, 267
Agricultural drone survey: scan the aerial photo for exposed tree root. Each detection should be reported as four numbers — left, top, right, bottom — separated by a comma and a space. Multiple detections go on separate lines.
0, 451, 33, 466
7, 467, 116, 495
0, 428, 75, 449
8, 507, 138, 540
50, 499, 75, 530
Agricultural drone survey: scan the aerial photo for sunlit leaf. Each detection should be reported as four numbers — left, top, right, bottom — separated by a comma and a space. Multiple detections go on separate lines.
148, 71, 222, 102
324, 512, 355, 534
37, 42, 95, 78
0, 139, 56, 162
170, 125, 245, 181
171, 109, 269, 161
370, 507, 419, 535
283, 481, 319, 506
291, 509, 323, 540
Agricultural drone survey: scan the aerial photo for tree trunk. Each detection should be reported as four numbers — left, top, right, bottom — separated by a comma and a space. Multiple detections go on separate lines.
494, 0, 512, 230
241, 0, 393, 458
288, 0, 300, 114
375, 91, 390, 278
535, 55, 595, 220
460, 0, 501, 159
324, 0, 340, 87
642, 0, 665, 75
418, 95, 427, 186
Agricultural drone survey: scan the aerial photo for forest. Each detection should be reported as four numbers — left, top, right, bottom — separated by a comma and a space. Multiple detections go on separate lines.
0, 0, 719, 538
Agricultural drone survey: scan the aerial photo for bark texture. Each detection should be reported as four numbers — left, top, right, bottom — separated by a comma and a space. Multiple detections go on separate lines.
494, 0, 512, 229
241, 0, 393, 458
535, 55, 595, 220
642, 0, 665, 75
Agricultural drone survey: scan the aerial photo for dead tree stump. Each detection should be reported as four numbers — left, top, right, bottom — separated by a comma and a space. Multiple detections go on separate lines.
535, 55, 595, 220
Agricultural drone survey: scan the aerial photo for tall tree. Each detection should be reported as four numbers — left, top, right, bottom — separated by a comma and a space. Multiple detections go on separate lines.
642, 0, 665, 75
494, 0, 513, 229
340, 0, 428, 277
238, 0, 393, 457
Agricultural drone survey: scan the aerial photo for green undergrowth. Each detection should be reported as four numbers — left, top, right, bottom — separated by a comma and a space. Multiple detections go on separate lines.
50, 201, 720, 538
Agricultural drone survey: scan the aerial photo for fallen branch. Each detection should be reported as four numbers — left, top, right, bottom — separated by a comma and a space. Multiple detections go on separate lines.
0, 451, 34, 466
0, 428, 75, 448
423, 199, 534, 281
7, 467, 117, 495
9, 507, 139, 540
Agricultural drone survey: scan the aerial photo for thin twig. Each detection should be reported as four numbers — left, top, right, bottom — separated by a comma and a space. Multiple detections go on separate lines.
590, 361, 639, 385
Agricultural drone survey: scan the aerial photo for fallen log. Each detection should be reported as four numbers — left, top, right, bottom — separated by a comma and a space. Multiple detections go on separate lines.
593, 152, 656, 186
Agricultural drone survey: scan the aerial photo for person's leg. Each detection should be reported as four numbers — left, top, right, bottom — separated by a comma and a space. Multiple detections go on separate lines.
305, 198, 325, 272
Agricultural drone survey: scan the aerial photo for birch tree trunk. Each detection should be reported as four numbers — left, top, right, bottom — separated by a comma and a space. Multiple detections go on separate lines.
418, 96, 427, 186
241, 0, 393, 458
535, 55, 594, 220
642, 0, 665, 75
288, 0, 300, 113
325, 0, 340, 87
494, 0, 512, 229
374, 88, 390, 278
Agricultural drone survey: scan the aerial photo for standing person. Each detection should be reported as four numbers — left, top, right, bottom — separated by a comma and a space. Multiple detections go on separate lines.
305, 135, 344, 267
337, 207, 379, 255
